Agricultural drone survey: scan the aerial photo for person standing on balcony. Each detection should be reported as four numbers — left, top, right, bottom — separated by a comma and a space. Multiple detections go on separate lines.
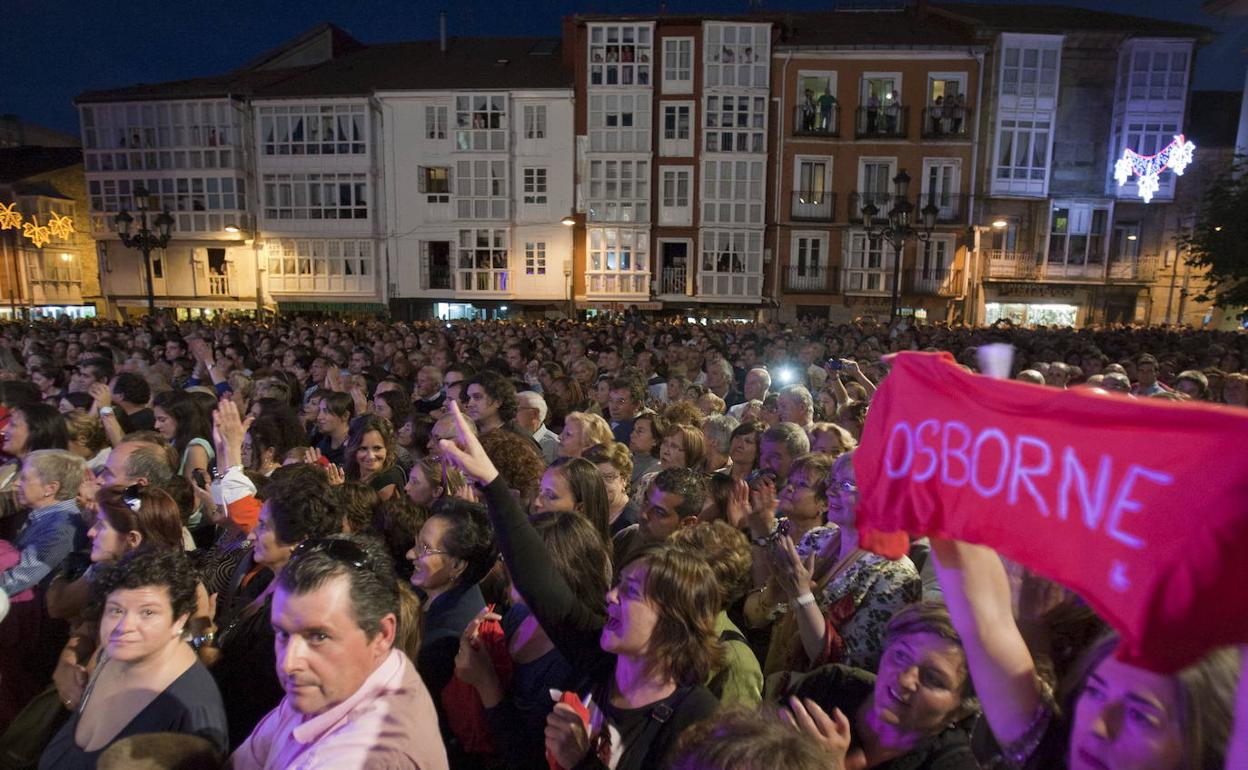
818, 87, 836, 134
949, 92, 965, 134
801, 89, 816, 132
930, 95, 945, 135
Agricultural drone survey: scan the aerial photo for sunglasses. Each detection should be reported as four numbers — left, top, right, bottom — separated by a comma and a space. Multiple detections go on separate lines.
289, 537, 373, 571
122, 483, 144, 512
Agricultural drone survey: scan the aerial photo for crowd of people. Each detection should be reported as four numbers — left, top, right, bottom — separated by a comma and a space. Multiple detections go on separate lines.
0, 312, 1244, 770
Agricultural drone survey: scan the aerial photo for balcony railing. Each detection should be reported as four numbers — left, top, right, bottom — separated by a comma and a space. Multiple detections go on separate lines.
1108, 255, 1159, 283
207, 273, 233, 297
790, 191, 837, 222
659, 266, 687, 295
855, 105, 908, 139
783, 265, 837, 293
428, 265, 453, 290
916, 192, 968, 224
909, 267, 963, 295
985, 250, 1041, 279
847, 192, 894, 223
793, 104, 840, 138
920, 106, 972, 139
841, 269, 894, 295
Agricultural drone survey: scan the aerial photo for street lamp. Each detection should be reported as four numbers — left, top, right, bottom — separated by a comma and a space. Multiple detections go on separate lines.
860, 170, 940, 321
114, 185, 173, 315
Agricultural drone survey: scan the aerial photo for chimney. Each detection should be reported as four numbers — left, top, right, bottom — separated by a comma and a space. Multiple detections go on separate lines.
439, 11, 448, 53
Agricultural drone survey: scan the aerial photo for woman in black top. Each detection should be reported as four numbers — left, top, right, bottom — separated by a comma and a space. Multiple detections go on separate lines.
439, 401, 722, 770
344, 413, 405, 500
777, 602, 979, 770
40, 550, 227, 770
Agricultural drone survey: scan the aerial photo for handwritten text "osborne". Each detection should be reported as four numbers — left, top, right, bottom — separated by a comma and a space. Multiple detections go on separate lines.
882, 420, 1173, 550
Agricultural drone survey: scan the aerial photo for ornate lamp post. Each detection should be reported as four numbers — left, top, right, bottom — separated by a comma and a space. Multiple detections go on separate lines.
860, 170, 940, 321
114, 185, 174, 315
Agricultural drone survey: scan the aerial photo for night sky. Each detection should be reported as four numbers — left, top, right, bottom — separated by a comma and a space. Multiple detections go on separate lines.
6, 0, 1246, 135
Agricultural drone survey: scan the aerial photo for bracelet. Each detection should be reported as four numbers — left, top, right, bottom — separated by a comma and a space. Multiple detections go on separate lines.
794, 592, 817, 608
750, 520, 783, 548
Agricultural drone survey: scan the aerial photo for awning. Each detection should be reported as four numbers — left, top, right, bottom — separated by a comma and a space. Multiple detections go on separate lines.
275, 301, 387, 313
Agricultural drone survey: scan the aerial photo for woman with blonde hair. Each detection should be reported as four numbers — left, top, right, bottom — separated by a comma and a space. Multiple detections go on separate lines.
808, 422, 857, 457
557, 411, 613, 458
64, 411, 110, 471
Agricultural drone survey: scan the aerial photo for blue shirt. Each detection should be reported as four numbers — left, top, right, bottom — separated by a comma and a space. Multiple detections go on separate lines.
0, 498, 82, 597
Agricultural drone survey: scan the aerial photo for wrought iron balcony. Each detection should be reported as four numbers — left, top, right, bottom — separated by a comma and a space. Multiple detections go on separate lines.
855, 105, 908, 139
909, 267, 963, 295
920, 106, 972, 139
793, 104, 840, 138
790, 191, 837, 223
783, 264, 837, 293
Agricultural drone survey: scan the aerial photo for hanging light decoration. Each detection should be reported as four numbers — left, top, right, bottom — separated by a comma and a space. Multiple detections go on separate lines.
1114, 133, 1196, 204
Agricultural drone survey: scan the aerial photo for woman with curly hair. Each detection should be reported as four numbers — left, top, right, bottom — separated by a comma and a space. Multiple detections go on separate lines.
39, 549, 228, 769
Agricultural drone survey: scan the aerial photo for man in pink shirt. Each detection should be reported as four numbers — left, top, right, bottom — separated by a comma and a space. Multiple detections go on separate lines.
229, 535, 448, 770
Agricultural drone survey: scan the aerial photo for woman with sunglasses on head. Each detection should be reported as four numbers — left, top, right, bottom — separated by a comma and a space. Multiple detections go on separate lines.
39, 549, 228, 770
438, 401, 722, 770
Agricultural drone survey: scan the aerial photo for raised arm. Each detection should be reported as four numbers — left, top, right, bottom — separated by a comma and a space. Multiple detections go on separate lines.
439, 401, 608, 673
930, 538, 1044, 749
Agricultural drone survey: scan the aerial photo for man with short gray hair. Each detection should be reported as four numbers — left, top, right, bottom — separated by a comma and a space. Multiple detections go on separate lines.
516, 391, 560, 463
729, 368, 771, 420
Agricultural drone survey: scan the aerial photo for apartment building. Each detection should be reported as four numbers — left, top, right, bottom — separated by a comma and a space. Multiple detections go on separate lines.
374, 37, 575, 320
771, 8, 983, 323
73, 26, 372, 317
563, 15, 776, 317
954, 5, 1209, 326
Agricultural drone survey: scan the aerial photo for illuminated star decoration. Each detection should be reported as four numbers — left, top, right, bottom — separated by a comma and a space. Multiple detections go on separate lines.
1114, 134, 1196, 204
46, 213, 74, 240
0, 202, 22, 230
23, 217, 51, 248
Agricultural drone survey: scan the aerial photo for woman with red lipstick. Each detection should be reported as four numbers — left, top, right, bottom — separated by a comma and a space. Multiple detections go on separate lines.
777, 602, 980, 769
343, 414, 404, 501
438, 400, 721, 770
931, 538, 1240, 770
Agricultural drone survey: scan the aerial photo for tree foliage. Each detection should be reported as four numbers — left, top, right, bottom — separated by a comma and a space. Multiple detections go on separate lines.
1179, 157, 1248, 314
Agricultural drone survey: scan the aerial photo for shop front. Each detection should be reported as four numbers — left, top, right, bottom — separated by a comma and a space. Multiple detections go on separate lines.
982, 283, 1088, 327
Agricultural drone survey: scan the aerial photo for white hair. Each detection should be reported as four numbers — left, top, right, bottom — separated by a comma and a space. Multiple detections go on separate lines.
517, 390, 549, 424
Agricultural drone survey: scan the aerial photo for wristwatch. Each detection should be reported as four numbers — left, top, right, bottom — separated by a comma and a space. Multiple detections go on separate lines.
99, 406, 115, 417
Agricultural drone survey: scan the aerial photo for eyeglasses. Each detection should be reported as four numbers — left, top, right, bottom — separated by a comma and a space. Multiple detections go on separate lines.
836, 480, 858, 494
289, 538, 373, 571
416, 543, 448, 558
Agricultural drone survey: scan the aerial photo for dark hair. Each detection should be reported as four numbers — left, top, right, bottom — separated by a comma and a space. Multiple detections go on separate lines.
373, 494, 426, 582
277, 534, 399, 640
16, 402, 69, 452
651, 467, 708, 521
465, 370, 518, 422
344, 413, 399, 481
95, 484, 185, 553
479, 429, 546, 506
152, 391, 212, 451
111, 372, 151, 407
264, 464, 342, 545
91, 549, 199, 625
531, 512, 612, 622
374, 390, 412, 431
427, 498, 497, 587
247, 408, 304, 465
608, 376, 645, 407
335, 482, 380, 534
320, 390, 356, 421
621, 543, 723, 687
547, 456, 611, 543
0, 380, 41, 409
79, 356, 115, 383
61, 392, 96, 412
633, 412, 667, 458
671, 521, 752, 611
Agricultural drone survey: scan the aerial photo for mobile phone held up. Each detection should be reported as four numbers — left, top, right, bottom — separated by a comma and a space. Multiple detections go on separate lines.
192, 468, 210, 488
826, 358, 844, 371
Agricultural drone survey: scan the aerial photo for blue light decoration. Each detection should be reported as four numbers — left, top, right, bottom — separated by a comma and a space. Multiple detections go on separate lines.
1114, 134, 1196, 204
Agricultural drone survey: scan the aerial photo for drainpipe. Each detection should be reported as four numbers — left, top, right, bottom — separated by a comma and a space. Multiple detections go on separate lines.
771, 51, 793, 322
966, 50, 986, 325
